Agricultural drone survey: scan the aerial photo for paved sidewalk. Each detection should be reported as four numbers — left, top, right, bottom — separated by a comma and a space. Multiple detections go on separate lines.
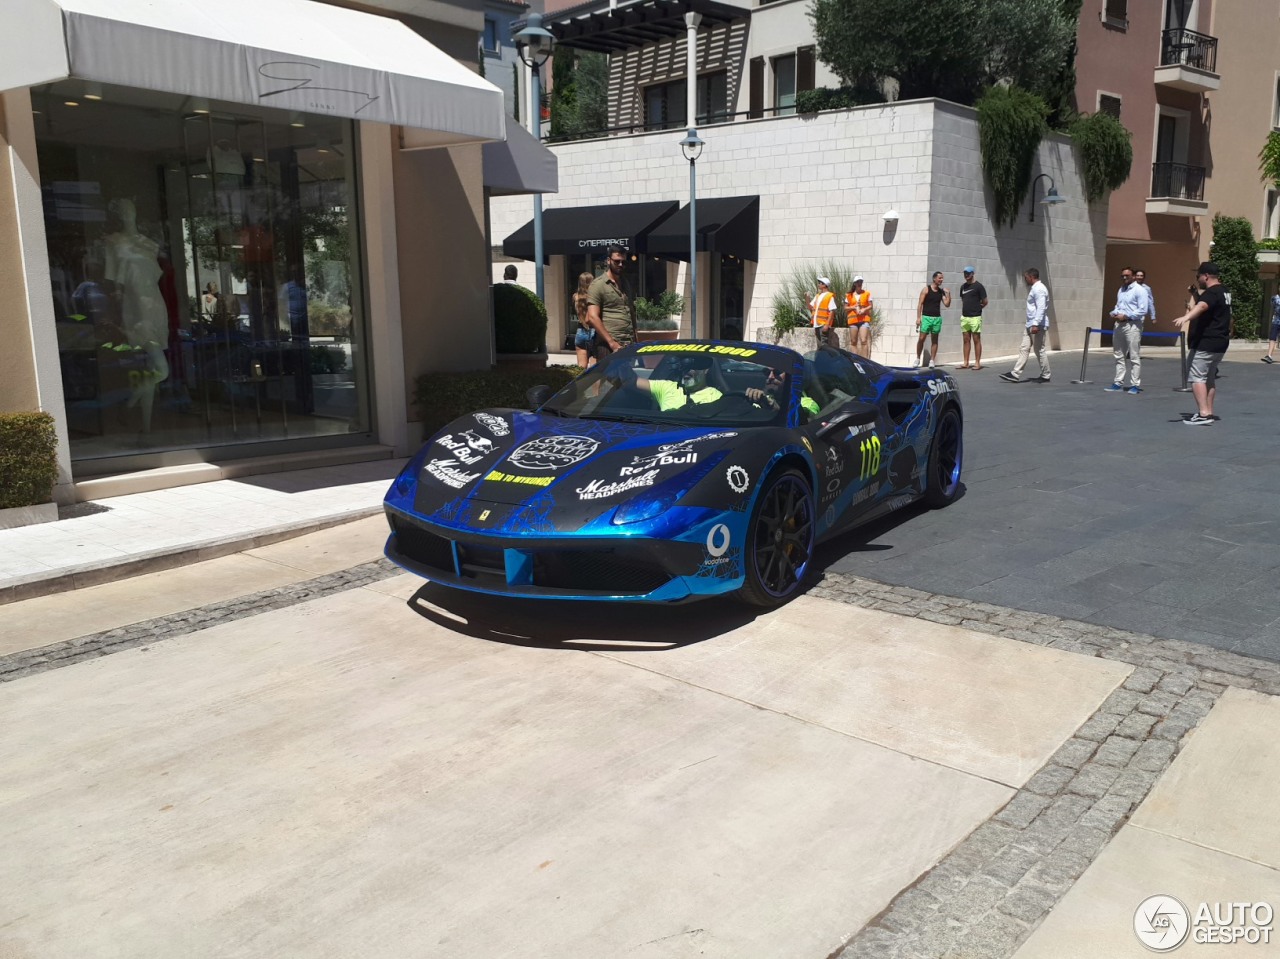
0, 458, 403, 603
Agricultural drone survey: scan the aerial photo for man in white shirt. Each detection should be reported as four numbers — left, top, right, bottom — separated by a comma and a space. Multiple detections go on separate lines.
1000, 268, 1051, 382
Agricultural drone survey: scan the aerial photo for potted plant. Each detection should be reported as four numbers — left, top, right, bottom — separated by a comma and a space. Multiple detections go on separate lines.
634, 290, 685, 341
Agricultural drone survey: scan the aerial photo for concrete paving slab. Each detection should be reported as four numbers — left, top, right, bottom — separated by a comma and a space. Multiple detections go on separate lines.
241, 514, 389, 576
0, 587, 1012, 959
0, 554, 310, 656
1131, 688, 1280, 870
599, 596, 1131, 788
1013, 827, 1280, 958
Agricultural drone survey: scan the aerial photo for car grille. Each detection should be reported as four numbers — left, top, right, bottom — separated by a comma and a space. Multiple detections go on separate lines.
456, 542, 506, 583
532, 550, 670, 594
390, 518, 455, 574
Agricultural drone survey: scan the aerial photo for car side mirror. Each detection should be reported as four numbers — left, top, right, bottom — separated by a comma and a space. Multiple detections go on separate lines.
816, 401, 877, 439
525, 385, 552, 409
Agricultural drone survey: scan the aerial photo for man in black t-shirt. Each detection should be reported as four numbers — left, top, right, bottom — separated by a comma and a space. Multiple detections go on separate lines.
1172, 261, 1233, 425
958, 267, 988, 369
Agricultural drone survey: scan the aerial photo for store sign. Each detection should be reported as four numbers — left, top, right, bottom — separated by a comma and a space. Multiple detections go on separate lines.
578, 238, 630, 249
253, 59, 381, 117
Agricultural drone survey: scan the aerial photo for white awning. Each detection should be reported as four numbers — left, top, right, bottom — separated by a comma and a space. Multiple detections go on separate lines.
0, 0, 505, 146
481, 116, 559, 196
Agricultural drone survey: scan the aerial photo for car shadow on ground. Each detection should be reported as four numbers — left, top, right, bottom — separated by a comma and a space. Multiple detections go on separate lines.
405, 582, 764, 652
809, 484, 968, 578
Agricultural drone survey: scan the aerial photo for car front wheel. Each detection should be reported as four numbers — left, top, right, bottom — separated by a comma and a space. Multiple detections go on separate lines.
739, 467, 815, 607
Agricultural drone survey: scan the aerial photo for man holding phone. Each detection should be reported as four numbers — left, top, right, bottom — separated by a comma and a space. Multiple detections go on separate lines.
1000, 268, 1051, 382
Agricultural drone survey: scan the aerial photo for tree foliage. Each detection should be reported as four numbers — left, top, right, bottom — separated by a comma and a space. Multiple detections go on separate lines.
976, 86, 1050, 228
810, 0, 1077, 112
1070, 111, 1133, 202
1211, 215, 1263, 340
549, 49, 609, 139
1258, 130, 1280, 189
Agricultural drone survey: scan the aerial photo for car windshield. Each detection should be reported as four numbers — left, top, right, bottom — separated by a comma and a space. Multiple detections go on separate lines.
539, 344, 796, 427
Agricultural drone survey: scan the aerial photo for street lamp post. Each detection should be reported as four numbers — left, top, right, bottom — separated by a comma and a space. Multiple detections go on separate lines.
1029, 173, 1067, 222
679, 131, 704, 338
514, 14, 555, 302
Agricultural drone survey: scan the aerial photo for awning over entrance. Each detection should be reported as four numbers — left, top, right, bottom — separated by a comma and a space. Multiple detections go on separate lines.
503, 201, 679, 262
0, 0, 505, 146
645, 195, 759, 262
483, 116, 559, 196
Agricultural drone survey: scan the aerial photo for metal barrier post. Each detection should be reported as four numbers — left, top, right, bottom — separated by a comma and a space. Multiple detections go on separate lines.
1173, 330, 1192, 392
1071, 326, 1094, 384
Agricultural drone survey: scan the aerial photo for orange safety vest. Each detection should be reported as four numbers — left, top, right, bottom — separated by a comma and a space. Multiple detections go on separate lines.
811, 291, 836, 327
845, 290, 871, 323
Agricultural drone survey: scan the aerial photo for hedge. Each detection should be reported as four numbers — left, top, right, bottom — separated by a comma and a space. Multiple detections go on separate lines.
0, 411, 59, 509
413, 366, 583, 437
493, 284, 548, 354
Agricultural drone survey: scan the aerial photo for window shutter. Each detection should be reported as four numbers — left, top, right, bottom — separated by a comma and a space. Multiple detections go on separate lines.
797, 46, 816, 93
749, 57, 764, 119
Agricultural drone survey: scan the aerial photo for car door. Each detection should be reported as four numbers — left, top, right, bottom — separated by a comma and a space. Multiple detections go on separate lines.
801, 350, 890, 534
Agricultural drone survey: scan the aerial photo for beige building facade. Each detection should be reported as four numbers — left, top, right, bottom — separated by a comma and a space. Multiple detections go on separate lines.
0, 0, 549, 503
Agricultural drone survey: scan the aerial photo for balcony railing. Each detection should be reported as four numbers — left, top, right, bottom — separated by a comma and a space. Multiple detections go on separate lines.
1151, 161, 1206, 200
1160, 28, 1218, 73
543, 106, 789, 144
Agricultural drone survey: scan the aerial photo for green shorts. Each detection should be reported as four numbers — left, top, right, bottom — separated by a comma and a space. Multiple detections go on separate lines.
960, 315, 983, 334
920, 315, 943, 335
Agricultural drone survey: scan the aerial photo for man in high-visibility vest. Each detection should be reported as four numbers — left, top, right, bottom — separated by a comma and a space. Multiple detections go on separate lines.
809, 276, 838, 348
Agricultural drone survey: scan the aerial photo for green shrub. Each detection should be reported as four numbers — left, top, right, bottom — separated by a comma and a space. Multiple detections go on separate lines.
976, 84, 1050, 228
0, 411, 59, 509
635, 290, 684, 331
1259, 130, 1280, 189
1211, 215, 1263, 340
1070, 111, 1133, 202
309, 344, 348, 373
413, 366, 583, 437
493, 284, 548, 353
1258, 237, 1280, 251
795, 85, 883, 114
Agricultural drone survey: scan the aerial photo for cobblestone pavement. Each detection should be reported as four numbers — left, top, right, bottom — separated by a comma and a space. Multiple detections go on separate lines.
814, 572, 1280, 959
6, 561, 1280, 958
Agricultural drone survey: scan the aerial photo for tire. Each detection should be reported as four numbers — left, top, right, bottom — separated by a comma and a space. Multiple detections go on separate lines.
923, 406, 963, 508
738, 467, 815, 607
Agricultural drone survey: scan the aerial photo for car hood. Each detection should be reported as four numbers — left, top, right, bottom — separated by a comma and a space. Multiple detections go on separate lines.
408, 409, 744, 534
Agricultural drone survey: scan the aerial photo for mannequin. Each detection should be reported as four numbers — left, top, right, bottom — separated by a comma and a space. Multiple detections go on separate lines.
103, 198, 170, 432
201, 281, 222, 324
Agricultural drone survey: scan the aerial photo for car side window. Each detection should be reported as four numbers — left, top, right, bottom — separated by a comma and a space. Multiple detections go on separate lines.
804, 349, 874, 416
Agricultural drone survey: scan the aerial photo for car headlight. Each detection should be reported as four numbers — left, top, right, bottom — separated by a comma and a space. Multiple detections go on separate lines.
391, 459, 417, 498
612, 490, 677, 526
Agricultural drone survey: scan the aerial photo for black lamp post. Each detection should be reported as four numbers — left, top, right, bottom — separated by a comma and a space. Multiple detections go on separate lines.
680, 131, 704, 337
514, 13, 555, 301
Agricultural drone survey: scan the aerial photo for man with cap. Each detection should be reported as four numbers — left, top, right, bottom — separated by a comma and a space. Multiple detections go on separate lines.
958, 267, 988, 369
1172, 261, 1233, 425
810, 276, 839, 348
845, 275, 874, 358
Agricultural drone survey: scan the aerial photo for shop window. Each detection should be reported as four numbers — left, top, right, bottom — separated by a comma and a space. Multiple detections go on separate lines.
774, 54, 797, 116
34, 79, 370, 463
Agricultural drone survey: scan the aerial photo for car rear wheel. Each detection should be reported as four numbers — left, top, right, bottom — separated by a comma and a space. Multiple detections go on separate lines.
739, 468, 815, 607
924, 407, 963, 508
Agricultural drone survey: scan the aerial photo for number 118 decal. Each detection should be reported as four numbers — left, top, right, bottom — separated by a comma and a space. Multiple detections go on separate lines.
858, 434, 881, 479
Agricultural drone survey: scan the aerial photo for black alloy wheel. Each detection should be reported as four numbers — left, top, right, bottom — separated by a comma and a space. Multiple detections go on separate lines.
740, 468, 815, 606
924, 407, 963, 507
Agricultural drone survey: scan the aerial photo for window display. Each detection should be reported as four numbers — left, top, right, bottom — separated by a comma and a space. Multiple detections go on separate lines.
35, 80, 369, 463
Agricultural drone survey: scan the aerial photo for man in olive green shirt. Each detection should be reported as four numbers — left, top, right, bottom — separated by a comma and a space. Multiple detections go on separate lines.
585, 246, 635, 360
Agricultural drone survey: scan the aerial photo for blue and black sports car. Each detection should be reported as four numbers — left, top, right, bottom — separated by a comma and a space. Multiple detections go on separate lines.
383, 341, 962, 606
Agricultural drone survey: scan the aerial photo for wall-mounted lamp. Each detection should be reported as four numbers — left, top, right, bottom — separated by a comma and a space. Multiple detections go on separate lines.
1030, 173, 1067, 222
882, 209, 900, 222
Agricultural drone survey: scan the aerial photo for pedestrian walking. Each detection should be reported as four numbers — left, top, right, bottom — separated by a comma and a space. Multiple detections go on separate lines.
1172, 261, 1233, 425
810, 276, 839, 348
958, 267, 987, 369
572, 271, 596, 369
999, 268, 1052, 383
1105, 266, 1146, 394
1135, 270, 1156, 327
845, 275, 873, 358
916, 271, 950, 368
585, 246, 635, 362
1263, 291, 1280, 364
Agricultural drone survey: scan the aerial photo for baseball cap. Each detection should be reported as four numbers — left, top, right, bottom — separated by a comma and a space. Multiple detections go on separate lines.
1195, 261, 1221, 276
852, 275, 864, 284
817, 276, 831, 286
963, 266, 975, 274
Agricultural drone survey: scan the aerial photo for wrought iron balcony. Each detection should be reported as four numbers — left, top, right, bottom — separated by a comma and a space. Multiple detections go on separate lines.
1147, 161, 1209, 216
1155, 29, 1220, 91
